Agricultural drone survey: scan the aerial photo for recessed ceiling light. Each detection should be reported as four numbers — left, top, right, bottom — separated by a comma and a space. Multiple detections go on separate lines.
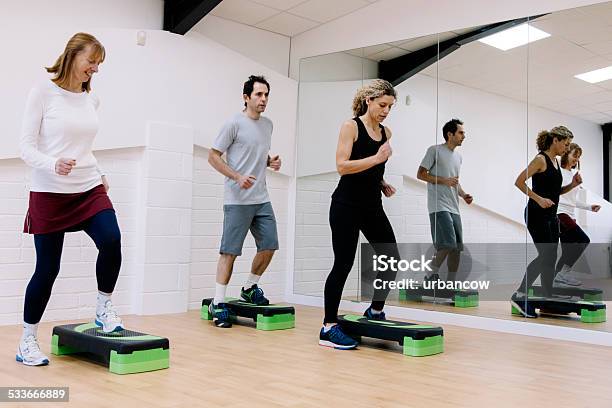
478, 23, 551, 51
575, 66, 612, 84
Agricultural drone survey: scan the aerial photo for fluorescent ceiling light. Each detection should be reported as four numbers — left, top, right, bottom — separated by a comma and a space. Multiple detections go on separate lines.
478, 23, 550, 51
575, 66, 612, 84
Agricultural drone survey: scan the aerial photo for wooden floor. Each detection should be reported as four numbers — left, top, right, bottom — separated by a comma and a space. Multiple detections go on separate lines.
2, 305, 612, 407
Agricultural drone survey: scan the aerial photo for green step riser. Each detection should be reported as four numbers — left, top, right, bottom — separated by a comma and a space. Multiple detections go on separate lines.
110, 348, 168, 363
256, 321, 295, 330
511, 306, 606, 322
110, 359, 169, 375
50, 336, 169, 374
580, 309, 607, 323
52, 340, 169, 363
256, 314, 295, 331
109, 351, 170, 375
403, 335, 444, 357
50, 335, 79, 355
201, 307, 213, 320
454, 295, 479, 308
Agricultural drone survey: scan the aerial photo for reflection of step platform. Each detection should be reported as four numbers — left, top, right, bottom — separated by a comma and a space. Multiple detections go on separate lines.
399, 286, 479, 307
201, 298, 295, 330
51, 323, 169, 374
529, 285, 603, 301
511, 297, 606, 323
337, 314, 444, 356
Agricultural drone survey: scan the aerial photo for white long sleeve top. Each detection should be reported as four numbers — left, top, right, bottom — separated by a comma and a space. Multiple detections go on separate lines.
20, 80, 104, 193
558, 167, 591, 218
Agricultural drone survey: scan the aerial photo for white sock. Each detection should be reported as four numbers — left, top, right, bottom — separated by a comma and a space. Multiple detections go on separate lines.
22, 322, 38, 340
370, 307, 383, 315
214, 283, 227, 305
96, 291, 112, 315
244, 273, 261, 289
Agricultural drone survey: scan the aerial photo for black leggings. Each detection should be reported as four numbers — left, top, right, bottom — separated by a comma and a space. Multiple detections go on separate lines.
556, 217, 590, 271
518, 210, 559, 297
23, 209, 122, 324
324, 200, 398, 324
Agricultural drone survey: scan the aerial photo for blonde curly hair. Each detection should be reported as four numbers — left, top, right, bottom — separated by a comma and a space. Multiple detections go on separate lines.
536, 128, 572, 151
352, 79, 397, 117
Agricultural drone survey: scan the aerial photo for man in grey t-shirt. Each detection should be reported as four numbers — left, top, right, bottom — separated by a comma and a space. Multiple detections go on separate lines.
207, 75, 282, 328
417, 118, 473, 282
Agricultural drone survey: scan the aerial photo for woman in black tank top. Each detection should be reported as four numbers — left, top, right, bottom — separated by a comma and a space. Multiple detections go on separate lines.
331, 117, 388, 207
511, 127, 581, 317
319, 79, 401, 350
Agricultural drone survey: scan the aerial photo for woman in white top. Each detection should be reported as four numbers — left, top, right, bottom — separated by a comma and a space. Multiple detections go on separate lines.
17, 33, 123, 366
555, 143, 601, 286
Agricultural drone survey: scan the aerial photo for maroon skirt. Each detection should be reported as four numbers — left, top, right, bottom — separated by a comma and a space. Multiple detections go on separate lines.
24, 184, 113, 234
558, 212, 578, 234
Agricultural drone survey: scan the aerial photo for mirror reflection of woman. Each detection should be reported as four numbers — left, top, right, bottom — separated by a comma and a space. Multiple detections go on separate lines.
511, 126, 581, 318
554, 143, 601, 287
17, 33, 123, 366
320, 79, 400, 350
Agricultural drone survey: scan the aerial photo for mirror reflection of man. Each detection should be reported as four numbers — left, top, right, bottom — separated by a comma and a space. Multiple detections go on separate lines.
417, 118, 472, 283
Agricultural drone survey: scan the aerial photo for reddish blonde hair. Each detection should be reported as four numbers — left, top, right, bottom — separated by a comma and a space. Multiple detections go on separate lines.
46, 32, 105, 92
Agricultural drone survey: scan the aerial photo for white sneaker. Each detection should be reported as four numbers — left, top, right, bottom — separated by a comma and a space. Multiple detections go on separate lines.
95, 300, 124, 333
554, 271, 582, 287
16, 335, 49, 366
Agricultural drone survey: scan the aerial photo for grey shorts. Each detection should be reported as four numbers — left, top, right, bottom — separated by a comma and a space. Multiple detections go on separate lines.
429, 211, 463, 251
220, 202, 279, 256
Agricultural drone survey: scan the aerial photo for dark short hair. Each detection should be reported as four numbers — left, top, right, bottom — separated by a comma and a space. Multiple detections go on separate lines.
442, 118, 464, 141
243, 75, 270, 107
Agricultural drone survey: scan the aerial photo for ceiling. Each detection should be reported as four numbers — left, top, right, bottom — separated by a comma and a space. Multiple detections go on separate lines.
207, 0, 612, 124
421, 2, 612, 124
343, 29, 481, 60
209, 0, 378, 37
353, 2, 612, 125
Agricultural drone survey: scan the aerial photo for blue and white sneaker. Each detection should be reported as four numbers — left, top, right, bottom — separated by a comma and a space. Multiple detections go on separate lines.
16, 335, 49, 366
95, 300, 124, 333
319, 325, 358, 350
209, 302, 233, 328
240, 284, 270, 306
363, 306, 386, 321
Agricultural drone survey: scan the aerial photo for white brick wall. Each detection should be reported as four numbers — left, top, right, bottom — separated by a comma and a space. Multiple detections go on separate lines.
294, 172, 361, 298
137, 122, 194, 315
0, 149, 142, 325
189, 146, 289, 309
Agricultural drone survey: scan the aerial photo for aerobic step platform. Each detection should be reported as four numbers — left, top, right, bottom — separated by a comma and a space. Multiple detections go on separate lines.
51, 323, 169, 374
337, 314, 444, 356
201, 298, 295, 330
399, 286, 479, 308
529, 285, 603, 302
511, 296, 606, 323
